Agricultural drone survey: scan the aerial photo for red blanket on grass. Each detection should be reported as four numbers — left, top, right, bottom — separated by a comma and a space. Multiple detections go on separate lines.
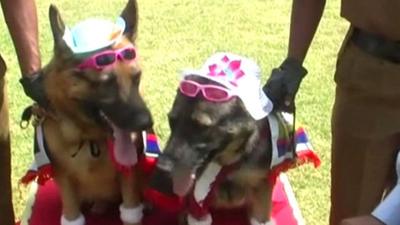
16, 174, 303, 225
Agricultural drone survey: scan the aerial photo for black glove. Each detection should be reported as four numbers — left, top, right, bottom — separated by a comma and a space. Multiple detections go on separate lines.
263, 58, 307, 112
19, 71, 48, 108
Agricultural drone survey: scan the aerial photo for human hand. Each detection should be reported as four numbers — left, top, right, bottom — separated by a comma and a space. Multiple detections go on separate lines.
262, 58, 307, 112
19, 71, 48, 108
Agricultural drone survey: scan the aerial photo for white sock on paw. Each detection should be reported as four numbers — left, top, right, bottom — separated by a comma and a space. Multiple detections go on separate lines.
61, 214, 85, 225
187, 213, 212, 225
250, 217, 274, 225
119, 204, 144, 224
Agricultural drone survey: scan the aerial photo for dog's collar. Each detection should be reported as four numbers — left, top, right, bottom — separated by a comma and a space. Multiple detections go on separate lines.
21, 122, 162, 185
21, 123, 53, 185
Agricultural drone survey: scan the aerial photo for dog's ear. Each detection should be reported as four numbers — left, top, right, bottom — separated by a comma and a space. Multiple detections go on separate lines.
120, 0, 139, 41
49, 5, 72, 55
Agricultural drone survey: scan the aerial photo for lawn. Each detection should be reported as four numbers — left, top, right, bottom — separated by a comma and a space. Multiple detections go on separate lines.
0, 0, 348, 224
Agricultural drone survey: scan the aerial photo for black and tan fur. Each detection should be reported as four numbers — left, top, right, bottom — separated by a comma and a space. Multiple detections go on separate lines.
38, 1, 151, 224
154, 75, 274, 224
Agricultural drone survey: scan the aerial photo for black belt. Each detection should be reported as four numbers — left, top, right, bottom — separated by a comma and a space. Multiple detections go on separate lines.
351, 28, 400, 63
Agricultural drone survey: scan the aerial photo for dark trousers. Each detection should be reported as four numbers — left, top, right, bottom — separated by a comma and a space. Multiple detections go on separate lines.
0, 54, 14, 225
330, 28, 400, 224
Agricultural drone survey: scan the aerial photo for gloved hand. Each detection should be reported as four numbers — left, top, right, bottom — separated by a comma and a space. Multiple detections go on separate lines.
262, 58, 307, 112
19, 71, 48, 108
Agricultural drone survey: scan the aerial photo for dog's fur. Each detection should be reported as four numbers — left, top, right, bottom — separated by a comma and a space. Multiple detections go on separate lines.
39, 1, 151, 224
156, 75, 275, 223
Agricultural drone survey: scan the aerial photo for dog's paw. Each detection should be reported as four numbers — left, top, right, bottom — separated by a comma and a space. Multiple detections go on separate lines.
61, 214, 85, 225
250, 218, 275, 225
120, 204, 144, 225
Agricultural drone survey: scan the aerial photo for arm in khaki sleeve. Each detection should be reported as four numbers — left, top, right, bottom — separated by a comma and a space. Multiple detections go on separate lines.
1, 0, 41, 76
287, 0, 326, 63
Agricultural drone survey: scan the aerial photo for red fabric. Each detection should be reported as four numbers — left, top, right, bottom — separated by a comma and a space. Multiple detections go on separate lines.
17, 175, 301, 225
143, 189, 185, 213
268, 149, 321, 183
20, 164, 53, 186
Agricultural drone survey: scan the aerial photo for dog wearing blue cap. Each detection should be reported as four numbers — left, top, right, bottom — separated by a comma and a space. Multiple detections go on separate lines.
22, 1, 152, 225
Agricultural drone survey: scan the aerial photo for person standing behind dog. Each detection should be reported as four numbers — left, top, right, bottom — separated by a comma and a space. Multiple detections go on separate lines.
0, 0, 45, 224
263, 0, 400, 224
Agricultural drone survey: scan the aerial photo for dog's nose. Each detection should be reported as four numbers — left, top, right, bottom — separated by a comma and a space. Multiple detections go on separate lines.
134, 111, 153, 130
148, 153, 175, 193
148, 167, 175, 196
157, 154, 175, 172
148, 154, 175, 195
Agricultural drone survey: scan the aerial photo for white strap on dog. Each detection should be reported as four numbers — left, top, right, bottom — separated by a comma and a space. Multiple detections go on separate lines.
250, 217, 274, 225
33, 124, 52, 169
194, 162, 222, 205
61, 214, 85, 225
119, 204, 144, 224
187, 213, 212, 225
371, 151, 400, 225
268, 114, 281, 169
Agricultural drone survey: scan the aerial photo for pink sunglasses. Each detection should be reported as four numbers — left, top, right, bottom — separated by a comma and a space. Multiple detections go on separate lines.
179, 79, 236, 102
77, 46, 137, 71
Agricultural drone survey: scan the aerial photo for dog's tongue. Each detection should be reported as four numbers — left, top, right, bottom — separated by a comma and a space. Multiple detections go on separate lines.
172, 168, 196, 197
111, 124, 137, 168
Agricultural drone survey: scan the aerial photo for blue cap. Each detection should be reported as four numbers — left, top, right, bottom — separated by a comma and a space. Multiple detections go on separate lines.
63, 17, 126, 54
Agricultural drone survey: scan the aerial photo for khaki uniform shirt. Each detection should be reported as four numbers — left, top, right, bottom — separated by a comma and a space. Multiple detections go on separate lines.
341, 0, 400, 41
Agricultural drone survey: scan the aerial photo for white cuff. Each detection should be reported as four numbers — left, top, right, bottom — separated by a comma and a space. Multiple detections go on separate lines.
187, 213, 212, 225
119, 204, 144, 224
61, 214, 85, 225
371, 185, 400, 225
250, 217, 274, 225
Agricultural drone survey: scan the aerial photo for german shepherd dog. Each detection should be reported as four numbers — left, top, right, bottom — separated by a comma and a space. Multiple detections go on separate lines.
34, 1, 151, 225
151, 55, 275, 225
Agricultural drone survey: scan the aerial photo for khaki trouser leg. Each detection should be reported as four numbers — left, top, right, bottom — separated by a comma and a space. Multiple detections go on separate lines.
330, 123, 398, 225
329, 37, 400, 225
0, 54, 14, 225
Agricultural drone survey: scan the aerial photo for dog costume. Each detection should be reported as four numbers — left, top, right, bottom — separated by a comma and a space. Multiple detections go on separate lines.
21, 17, 160, 185
145, 53, 320, 225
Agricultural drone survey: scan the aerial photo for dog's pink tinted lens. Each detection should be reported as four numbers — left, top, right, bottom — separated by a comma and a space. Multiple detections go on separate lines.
95, 53, 116, 66
203, 87, 230, 101
180, 81, 199, 96
120, 48, 136, 60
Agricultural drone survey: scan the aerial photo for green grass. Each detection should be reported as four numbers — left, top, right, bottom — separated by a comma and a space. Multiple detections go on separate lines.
0, 0, 348, 224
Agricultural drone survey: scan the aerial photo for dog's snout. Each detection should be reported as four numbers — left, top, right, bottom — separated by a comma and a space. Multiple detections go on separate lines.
134, 111, 153, 130
149, 166, 175, 196
157, 154, 175, 172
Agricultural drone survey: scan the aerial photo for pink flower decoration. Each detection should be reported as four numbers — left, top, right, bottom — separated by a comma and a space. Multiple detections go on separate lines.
208, 55, 245, 86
